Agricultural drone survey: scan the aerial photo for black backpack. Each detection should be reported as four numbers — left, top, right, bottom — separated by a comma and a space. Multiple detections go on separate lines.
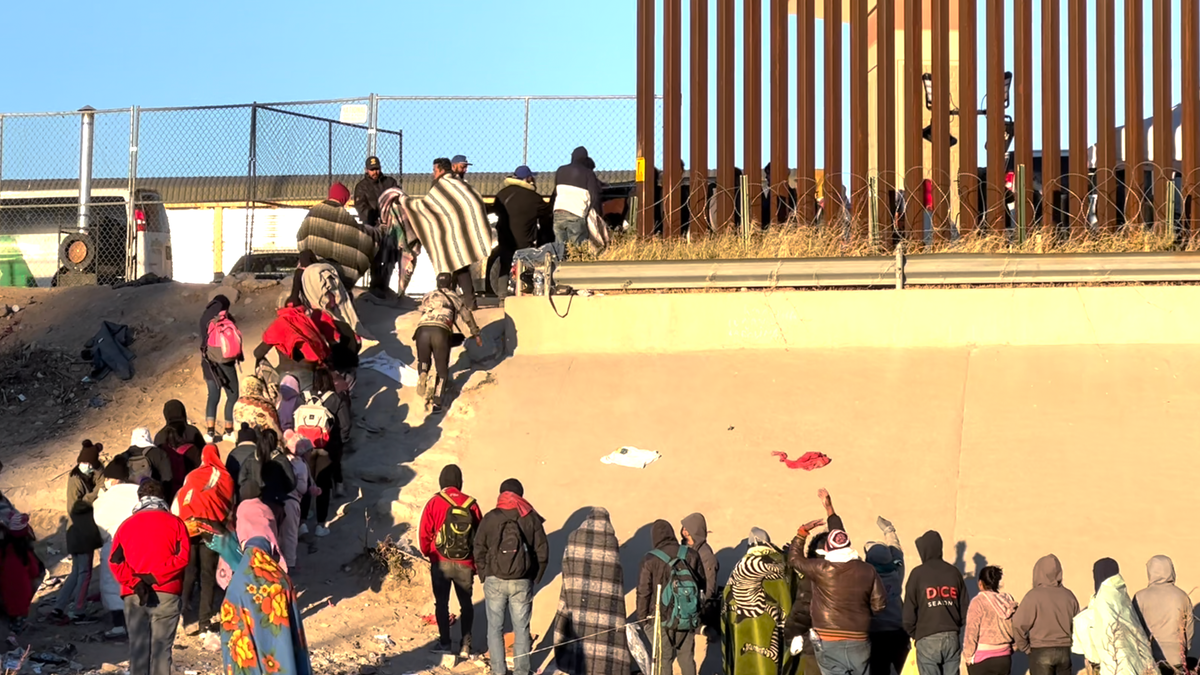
435, 491, 477, 561
493, 514, 531, 579
125, 447, 155, 485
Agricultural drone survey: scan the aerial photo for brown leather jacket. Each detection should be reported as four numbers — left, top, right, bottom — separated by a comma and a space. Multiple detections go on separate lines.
788, 531, 888, 638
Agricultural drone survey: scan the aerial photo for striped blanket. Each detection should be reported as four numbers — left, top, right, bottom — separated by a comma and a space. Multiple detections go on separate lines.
296, 200, 382, 285
386, 177, 494, 275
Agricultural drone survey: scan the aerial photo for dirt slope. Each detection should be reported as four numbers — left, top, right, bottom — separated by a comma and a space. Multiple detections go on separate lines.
0, 281, 511, 675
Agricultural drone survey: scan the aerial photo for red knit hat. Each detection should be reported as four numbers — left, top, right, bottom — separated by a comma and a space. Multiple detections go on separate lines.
328, 183, 350, 205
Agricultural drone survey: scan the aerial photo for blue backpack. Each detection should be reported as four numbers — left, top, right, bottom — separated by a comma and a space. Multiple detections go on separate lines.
650, 545, 701, 630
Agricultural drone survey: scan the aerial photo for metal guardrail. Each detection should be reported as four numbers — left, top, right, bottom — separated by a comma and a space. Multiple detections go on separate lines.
555, 251, 1200, 291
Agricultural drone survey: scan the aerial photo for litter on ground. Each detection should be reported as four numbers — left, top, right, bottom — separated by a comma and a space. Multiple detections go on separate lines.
600, 446, 661, 469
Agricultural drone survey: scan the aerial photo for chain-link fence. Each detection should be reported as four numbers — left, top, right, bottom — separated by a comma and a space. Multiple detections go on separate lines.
0, 94, 657, 287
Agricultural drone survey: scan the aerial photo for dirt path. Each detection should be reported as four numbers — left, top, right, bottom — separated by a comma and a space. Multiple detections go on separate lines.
2, 283, 509, 675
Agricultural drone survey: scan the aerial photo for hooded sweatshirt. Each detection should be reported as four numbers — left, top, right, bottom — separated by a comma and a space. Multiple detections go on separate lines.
277, 376, 302, 432
154, 400, 206, 451
552, 147, 603, 219
636, 520, 707, 621
172, 444, 234, 538
1013, 555, 1081, 651
902, 531, 969, 641
864, 524, 905, 633
963, 590, 1018, 663
682, 512, 719, 599
1072, 574, 1155, 675
1133, 555, 1194, 666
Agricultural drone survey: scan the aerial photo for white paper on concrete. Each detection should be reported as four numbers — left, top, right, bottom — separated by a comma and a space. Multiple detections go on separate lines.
600, 446, 661, 469
359, 352, 420, 387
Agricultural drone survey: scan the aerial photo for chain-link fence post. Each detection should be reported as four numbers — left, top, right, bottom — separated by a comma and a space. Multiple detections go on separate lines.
126, 106, 141, 280
522, 97, 531, 165
245, 104, 258, 261
327, 120, 334, 189
367, 92, 379, 158
78, 107, 96, 235
0, 115, 5, 188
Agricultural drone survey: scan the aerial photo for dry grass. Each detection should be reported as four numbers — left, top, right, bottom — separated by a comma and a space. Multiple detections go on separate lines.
581, 224, 1196, 262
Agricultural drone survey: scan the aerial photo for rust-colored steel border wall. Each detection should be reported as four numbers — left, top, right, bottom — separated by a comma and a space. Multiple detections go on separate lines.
633, 0, 1195, 244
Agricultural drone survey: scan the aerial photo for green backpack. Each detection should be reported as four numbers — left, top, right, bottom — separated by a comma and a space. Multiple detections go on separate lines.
650, 545, 701, 631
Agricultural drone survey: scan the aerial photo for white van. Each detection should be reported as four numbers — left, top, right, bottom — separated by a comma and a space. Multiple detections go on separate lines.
0, 188, 171, 287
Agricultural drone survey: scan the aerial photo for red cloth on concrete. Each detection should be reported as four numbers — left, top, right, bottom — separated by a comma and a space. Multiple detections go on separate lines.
771, 451, 831, 471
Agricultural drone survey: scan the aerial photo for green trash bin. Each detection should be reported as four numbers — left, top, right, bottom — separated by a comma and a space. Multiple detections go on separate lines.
0, 237, 35, 287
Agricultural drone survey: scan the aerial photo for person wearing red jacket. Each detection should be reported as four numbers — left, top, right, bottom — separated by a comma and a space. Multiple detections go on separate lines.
419, 464, 482, 657
110, 480, 190, 675
171, 444, 233, 635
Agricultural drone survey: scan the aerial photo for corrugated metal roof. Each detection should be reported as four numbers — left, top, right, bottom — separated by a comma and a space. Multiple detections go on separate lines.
0, 170, 639, 204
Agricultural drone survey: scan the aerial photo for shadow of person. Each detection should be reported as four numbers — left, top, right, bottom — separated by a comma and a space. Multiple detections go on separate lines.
956, 543, 990, 603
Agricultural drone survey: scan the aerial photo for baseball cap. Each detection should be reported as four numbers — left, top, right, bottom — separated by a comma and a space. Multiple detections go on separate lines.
514, 165, 535, 180
451, 154, 471, 166
365, 156, 381, 170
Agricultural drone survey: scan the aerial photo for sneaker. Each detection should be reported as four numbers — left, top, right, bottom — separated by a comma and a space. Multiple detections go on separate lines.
458, 637, 472, 658
334, 483, 346, 498
298, 523, 309, 536
104, 626, 128, 640
315, 525, 331, 537
204, 429, 219, 444
430, 641, 453, 655
416, 371, 428, 397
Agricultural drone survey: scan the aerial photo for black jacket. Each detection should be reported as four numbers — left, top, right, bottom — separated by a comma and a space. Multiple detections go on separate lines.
902, 530, 970, 640
226, 442, 296, 506
354, 173, 398, 226
474, 503, 550, 584
636, 520, 707, 621
552, 147, 603, 216
495, 178, 553, 253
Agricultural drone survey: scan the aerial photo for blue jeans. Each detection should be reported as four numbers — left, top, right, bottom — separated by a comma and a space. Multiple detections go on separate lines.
484, 577, 533, 675
916, 631, 962, 675
815, 636, 872, 675
553, 211, 588, 247
203, 360, 239, 427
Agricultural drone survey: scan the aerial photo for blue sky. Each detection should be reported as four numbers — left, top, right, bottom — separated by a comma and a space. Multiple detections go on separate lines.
0, 0, 1187, 176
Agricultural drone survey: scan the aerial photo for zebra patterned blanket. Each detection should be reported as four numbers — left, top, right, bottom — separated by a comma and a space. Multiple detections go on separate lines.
723, 545, 797, 675
553, 507, 631, 675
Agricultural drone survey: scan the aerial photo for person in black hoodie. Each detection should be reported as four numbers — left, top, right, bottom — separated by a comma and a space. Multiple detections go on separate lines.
492, 166, 553, 298
680, 512, 720, 631
637, 519, 707, 675
199, 294, 242, 441
225, 424, 259, 498
474, 478, 549, 675
903, 531, 969, 675
154, 400, 204, 493
551, 147, 603, 248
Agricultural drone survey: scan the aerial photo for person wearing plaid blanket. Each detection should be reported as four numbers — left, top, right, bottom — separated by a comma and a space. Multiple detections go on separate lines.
552, 507, 631, 674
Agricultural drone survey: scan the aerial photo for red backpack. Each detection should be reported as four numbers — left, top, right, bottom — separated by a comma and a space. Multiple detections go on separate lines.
165, 444, 192, 497
206, 311, 243, 363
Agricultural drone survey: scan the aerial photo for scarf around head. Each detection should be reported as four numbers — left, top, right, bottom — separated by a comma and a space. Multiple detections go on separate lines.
819, 547, 862, 563
497, 491, 534, 517
130, 427, 155, 449
133, 495, 169, 514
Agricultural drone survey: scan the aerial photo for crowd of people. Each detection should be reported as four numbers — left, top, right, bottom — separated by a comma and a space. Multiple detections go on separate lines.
418, 480, 1193, 675
0, 406, 312, 675
11, 152, 1191, 675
